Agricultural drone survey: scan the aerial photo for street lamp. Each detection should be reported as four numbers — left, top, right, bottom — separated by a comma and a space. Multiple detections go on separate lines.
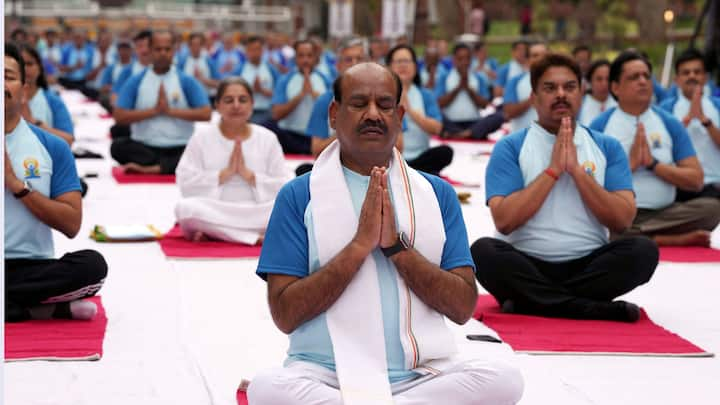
660, 8, 676, 87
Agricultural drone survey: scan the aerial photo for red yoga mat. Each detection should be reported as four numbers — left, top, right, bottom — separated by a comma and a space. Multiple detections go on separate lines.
5, 296, 107, 362
112, 167, 176, 184
159, 225, 263, 259
431, 135, 497, 144
439, 175, 481, 188
473, 294, 712, 357
284, 153, 314, 161
237, 389, 248, 405
659, 246, 720, 263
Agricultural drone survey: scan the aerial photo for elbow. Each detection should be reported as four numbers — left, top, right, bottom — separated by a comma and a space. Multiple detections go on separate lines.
271, 108, 282, 121
63, 223, 81, 239
494, 221, 514, 236
273, 316, 297, 335
201, 108, 212, 121
691, 177, 704, 192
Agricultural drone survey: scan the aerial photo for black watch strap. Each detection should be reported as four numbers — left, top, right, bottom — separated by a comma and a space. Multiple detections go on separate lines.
381, 232, 409, 258
701, 118, 712, 128
646, 158, 659, 172
13, 181, 32, 199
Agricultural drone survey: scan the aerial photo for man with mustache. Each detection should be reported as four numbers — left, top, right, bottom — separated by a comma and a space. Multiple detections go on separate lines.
472, 53, 658, 322
659, 48, 720, 202
4, 42, 107, 322
591, 51, 720, 247
249, 62, 523, 404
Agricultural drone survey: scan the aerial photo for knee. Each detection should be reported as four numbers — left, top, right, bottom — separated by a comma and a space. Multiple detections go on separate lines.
466, 359, 524, 404
470, 237, 504, 265
701, 198, 720, 229
109, 139, 125, 160
246, 368, 300, 405
625, 237, 658, 284
76, 250, 109, 282
438, 145, 454, 164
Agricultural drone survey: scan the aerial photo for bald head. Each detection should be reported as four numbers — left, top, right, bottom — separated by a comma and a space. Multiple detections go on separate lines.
333, 62, 402, 106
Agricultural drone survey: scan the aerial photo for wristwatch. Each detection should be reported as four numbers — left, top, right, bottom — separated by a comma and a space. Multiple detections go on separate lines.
34, 120, 43, 127
381, 231, 410, 258
646, 158, 659, 172
13, 180, 33, 199
701, 117, 712, 128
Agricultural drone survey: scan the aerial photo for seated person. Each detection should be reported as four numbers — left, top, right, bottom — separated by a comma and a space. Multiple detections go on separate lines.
249, 62, 523, 405
493, 39, 528, 98
572, 45, 592, 86
98, 39, 134, 113
4, 43, 107, 322
177, 32, 221, 102
212, 32, 244, 79
110, 30, 154, 140
419, 45, 447, 90
504, 41, 547, 132
472, 41, 498, 84
268, 40, 331, 155
235, 35, 279, 125
659, 48, 720, 201
388, 44, 452, 175
473, 53, 658, 322
175, 78, 291, 244
591, 51, 720, 246
111, 31, 211, 175
18, 44, 74, 145
57, 29, 94, 92
435, 43, 503, 140
577, 59, 617, 126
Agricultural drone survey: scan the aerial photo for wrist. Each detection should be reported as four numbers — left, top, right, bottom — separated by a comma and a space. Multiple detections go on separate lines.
646, 158, 659, 172
701, 117, 712, 127
9, 177, 26, 194
544, 167, 560, 181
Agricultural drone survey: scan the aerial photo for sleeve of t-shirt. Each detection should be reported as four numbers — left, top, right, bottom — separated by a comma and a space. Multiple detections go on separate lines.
423, 174, 476, 272
662, 110, 697, 161
36, 129, 81, 198
495, 64, 510, 88
46, 91, 74, 135
598, 132, 633, 191
433, 71, 448, 98
421, 89, 443, 122
588, 108, 615, 133
180, 74, 211, 107
99, 65, 114, 86
306, 93, 331, 138
485, 132, 526, 203
208, 58, 221, 79
473, 73, 490, 99
112, 66, 132, 94
270, 73, 292, 105
116, 74, 142, 109
256, 177, 311, 280
503, 75, 521, 103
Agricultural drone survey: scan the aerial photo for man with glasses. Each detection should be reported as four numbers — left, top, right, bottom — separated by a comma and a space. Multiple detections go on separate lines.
472, 53, 657, 322
591, 50, 720, 247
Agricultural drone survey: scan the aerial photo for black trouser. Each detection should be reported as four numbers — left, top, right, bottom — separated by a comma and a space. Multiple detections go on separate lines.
407, 145, 453, 176
110, 124, 131, 139
471, 237, 658, 319
676, 183, 720, 202
5, 250, 108, 322
442, 110, 504, 140
110, 137, 186, 174
263, 120, 311, 155
58, 77, 87, 91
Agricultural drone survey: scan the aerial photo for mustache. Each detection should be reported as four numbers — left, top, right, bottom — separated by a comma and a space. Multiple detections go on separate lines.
5, 90, 11, 99
552, 99, 570, 109
686, 79, 700, 86
356, 119, 388, 134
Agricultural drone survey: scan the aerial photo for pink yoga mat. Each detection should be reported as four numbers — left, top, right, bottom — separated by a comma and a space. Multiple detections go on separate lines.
431, 135, 497, 144
659, 246, 720, 263
237, 389, 248, 405
5, 296, 107, 362
473, 294, 712, 356
112, 167, 176, 184
159, 225, 263, 259
439, 175, 481, 188
284, 153, 314, 161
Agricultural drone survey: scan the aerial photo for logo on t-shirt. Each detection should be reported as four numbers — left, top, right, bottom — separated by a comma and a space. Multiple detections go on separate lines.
582, 161, 596, 178
23, 157, 41, 179
171, 92, 180, 106
649, 133, 662, 149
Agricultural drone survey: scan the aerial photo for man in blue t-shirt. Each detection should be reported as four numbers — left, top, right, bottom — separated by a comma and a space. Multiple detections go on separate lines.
503, 41, 547, 133
435, 43, 503, 139
474, 53, 658, 322
249, 63, 522, 404
4, 43, 107, 322
111, 31, 211, 175
591, 51, 720, 247
659, 48, 720, 202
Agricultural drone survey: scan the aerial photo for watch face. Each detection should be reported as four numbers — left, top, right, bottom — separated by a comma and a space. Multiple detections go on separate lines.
399, 231, 410, 248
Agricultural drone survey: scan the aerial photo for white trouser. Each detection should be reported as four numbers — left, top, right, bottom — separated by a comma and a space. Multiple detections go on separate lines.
174, 197, 273, 244
247, 359, 523, 405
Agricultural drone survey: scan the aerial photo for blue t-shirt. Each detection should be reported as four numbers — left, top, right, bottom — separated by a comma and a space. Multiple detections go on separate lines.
434, 68, 490, 122
60, 43, 95, 81
504, 72, 537, 132
306, 91, 335, 139
236, 61, 279, 111
590, 106, 697, 209
116, 67, 210, 147
256, 169, 474, 382
404, 85, 443, 160
486, 123, 633, 262
5, 120, 81, 259
495, 60, 525, 89
28, 89, 74, 136
271, 69, 331, 134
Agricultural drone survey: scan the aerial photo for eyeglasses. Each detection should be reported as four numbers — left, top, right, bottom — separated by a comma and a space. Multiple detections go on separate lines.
391, 59, 414, 66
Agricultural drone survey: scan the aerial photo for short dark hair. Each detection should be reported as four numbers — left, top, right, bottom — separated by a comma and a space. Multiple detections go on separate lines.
530, 53, 582, 91
294, 39, 315, 52
609, 50, 652, 84
189, 32, 205, 43
452, 43, 472, 56
333, 64, 402, 106
245, 35, 265, 46
5, 42, 26, 84
10, 28, 27, 41
586, 58, 610, 82
473, 41, 486, 52
675, 48, 706, 73
215, 77, 253, 102
17, 43, 48, 89
134, 30, 153, 43
511, 39, 528, 50
385, 44, 421, 87
150, 30, 174, 46
572, 45, 591, 56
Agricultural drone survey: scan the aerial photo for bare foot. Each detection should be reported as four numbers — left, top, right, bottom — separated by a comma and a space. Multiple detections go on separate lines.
256, 235, 264, 245
456, 129, 473, 139
122, 163, 162, 174
192, 231, 209, 242
654, 230, 712, 247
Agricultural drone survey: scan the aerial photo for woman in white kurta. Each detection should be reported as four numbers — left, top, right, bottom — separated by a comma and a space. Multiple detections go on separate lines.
175, 77, 291, 244
578, 59, 617, 126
